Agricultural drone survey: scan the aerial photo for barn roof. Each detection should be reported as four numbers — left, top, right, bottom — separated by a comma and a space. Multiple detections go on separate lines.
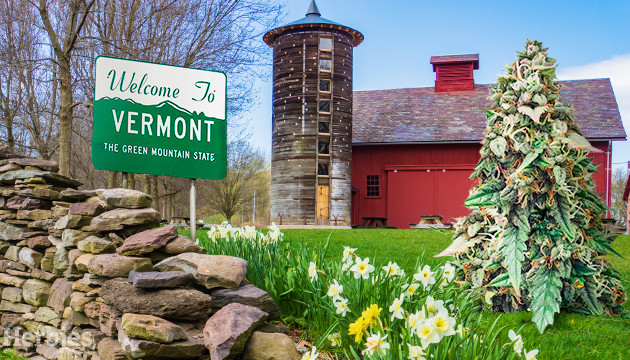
352, 78, 626, 144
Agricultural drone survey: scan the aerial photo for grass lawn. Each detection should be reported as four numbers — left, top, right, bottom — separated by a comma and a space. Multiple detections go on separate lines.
282, 229, 630, 360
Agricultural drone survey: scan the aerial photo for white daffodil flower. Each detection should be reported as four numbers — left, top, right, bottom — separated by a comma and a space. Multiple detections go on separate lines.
342, 246, 357, 263
441, 262, 456, 282
425, 295, 445, 316
404, 283, 421, 297
327, 332, 341, 347
524, 349, 539, 360
414, 265, 436, 289
362, 332, 390, 356
407, 344, 426, 360
243, 225, 257, 240
508, 329, 524, 355
350, 257, 375, 279
308, 262, 318, 282
327, 279, 343, 301
407, 310, 425, 333
334, 297, 350, 317
417, 320, 441, 349
301, 346, 319, 360
382, 261, 403, 277
431, 308, 456, 337
389, 293, 405, 321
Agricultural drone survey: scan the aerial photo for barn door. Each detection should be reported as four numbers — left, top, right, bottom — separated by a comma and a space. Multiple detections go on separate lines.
317, 185, 329, 224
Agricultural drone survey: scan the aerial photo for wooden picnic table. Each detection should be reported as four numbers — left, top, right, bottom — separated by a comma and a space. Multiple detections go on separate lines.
353, 216, 397, 229
409, 215, 453, 229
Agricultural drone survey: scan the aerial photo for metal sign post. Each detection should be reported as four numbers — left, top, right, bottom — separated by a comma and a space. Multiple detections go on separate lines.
190, 179, 197, 242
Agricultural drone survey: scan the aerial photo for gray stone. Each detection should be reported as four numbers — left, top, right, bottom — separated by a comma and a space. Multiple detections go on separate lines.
53, 246, 69, 273
47, 278, 74, 313
203, 303, 268, 360
97, 338, 127, 360
118, 327, 207, 359
0, 273, 26, 287
128, 270, 194, 288
68, 202, 105, 216
117, 226, 178, 255
16, 209, 53, 220
74, 253, 94, 272
61, 229, 92, 247
210, 284, 280, 320
243, 332, 300, 360
96, 188, 153, 209
121, 313, 187, 343
78, 236, 116, 254
59, 189, 97, 202
257, 323, 291, 335
62, 306, 90, 325
0, 221, 27, 240
5, 158, 58, 172
70, 291, 94, 312
22, 279, 52, 306
162, 235, 204, 254
90, 208, 161, 231
87, 254, 153, 278
2, 287, 23, 302
100, 278, 212, 321
0, 169, 82, 188
0, 299, 37, 313
28, 219, 57, 231
19, 247, 44, 269
34, 307, 61, 326
5, 245, 20, 260
54, 215, 92, 230
36, 343, 60, 360
16, 188, 60, 200
155, 253, 247, 290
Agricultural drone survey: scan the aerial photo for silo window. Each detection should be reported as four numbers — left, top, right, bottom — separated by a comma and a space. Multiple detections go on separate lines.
318, 164, 329, 176
366, 175, 380, 197
318, 100, 331, 113
319, 37, 332, 51
319, 79, 331, 92
319, 59, 331, 71
318, 122, 330, 133
318, 142, 329, 154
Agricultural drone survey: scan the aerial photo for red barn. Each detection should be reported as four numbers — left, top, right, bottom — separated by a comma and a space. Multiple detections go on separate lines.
351, 54, 627, 229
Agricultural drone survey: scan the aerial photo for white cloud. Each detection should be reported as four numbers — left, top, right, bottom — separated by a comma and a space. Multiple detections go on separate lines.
557, 54, 630, 170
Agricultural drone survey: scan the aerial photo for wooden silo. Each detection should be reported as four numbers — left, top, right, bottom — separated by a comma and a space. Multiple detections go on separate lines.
264, 1, 363, 225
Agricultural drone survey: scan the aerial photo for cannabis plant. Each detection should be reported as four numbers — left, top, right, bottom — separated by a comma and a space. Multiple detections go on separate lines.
440, 40, 627, 333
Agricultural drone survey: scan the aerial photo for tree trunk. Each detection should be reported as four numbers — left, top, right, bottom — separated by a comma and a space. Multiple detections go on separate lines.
151, 176, 160, 212
127, 173, 135, 190
107, 171, 118, 188
143, 174, 151, 194
57, 59, 73, 176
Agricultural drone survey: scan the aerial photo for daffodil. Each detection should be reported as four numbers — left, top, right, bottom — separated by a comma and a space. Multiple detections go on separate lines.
407, 311, 425, 333
455, 324, 468, 338
327, 279, 343, 301
342, 261, 352, 272
362, 332, 390, 356
243, 225, 257, 240
425, 295, 444, 316
361, 304, 383, 326
416, 320, 441, 348
524, 349, 539, 360
350, 257, 375, 279
327, 332, 341, 347
301, 346, 319, 360
508, 329, 524, 355
404, 283, 421, 297
485, 290, 496, 306
334, 297, 350, 317
383, 261, 403, 277
407, 344, 426, 360
441, 262, 456, 282
308, 262, 318, 282
431, 308, 456, 337
414, 265, 436, 289
389, 293, 405, 321
342, 246, 357, 263
348, 317, 366, 343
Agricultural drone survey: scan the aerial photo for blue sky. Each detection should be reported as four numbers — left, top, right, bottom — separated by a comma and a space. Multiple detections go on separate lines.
244, 0, 630, 169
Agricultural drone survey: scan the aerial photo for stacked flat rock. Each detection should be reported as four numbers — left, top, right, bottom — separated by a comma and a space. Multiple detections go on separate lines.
0, 155, 296, 360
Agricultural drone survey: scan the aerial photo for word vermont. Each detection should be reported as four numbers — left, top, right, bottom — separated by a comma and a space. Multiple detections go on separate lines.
112, 110, 215, 142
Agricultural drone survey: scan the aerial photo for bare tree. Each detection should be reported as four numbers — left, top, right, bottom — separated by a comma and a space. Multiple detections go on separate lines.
611, 168, 629, 225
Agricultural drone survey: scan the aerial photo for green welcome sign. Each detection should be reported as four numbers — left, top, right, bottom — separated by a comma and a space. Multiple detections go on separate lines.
92, 56, 227, 179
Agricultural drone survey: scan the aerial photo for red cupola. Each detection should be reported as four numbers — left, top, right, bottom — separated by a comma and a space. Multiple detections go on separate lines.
430, 54, 479, 92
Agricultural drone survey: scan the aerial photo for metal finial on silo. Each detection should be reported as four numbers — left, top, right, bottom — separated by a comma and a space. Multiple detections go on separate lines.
306, 0, 321, 17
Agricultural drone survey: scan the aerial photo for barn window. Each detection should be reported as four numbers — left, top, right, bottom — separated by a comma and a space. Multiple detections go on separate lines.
319, 79, 331, 92
319, 37, 332, 51
319, 59, 331, 71
318, 100, 330, 113
366, 175, 380, 197
318, 121, 330, 133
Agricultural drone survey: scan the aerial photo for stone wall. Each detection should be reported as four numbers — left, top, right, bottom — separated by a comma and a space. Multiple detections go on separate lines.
0, 156, 301, 360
